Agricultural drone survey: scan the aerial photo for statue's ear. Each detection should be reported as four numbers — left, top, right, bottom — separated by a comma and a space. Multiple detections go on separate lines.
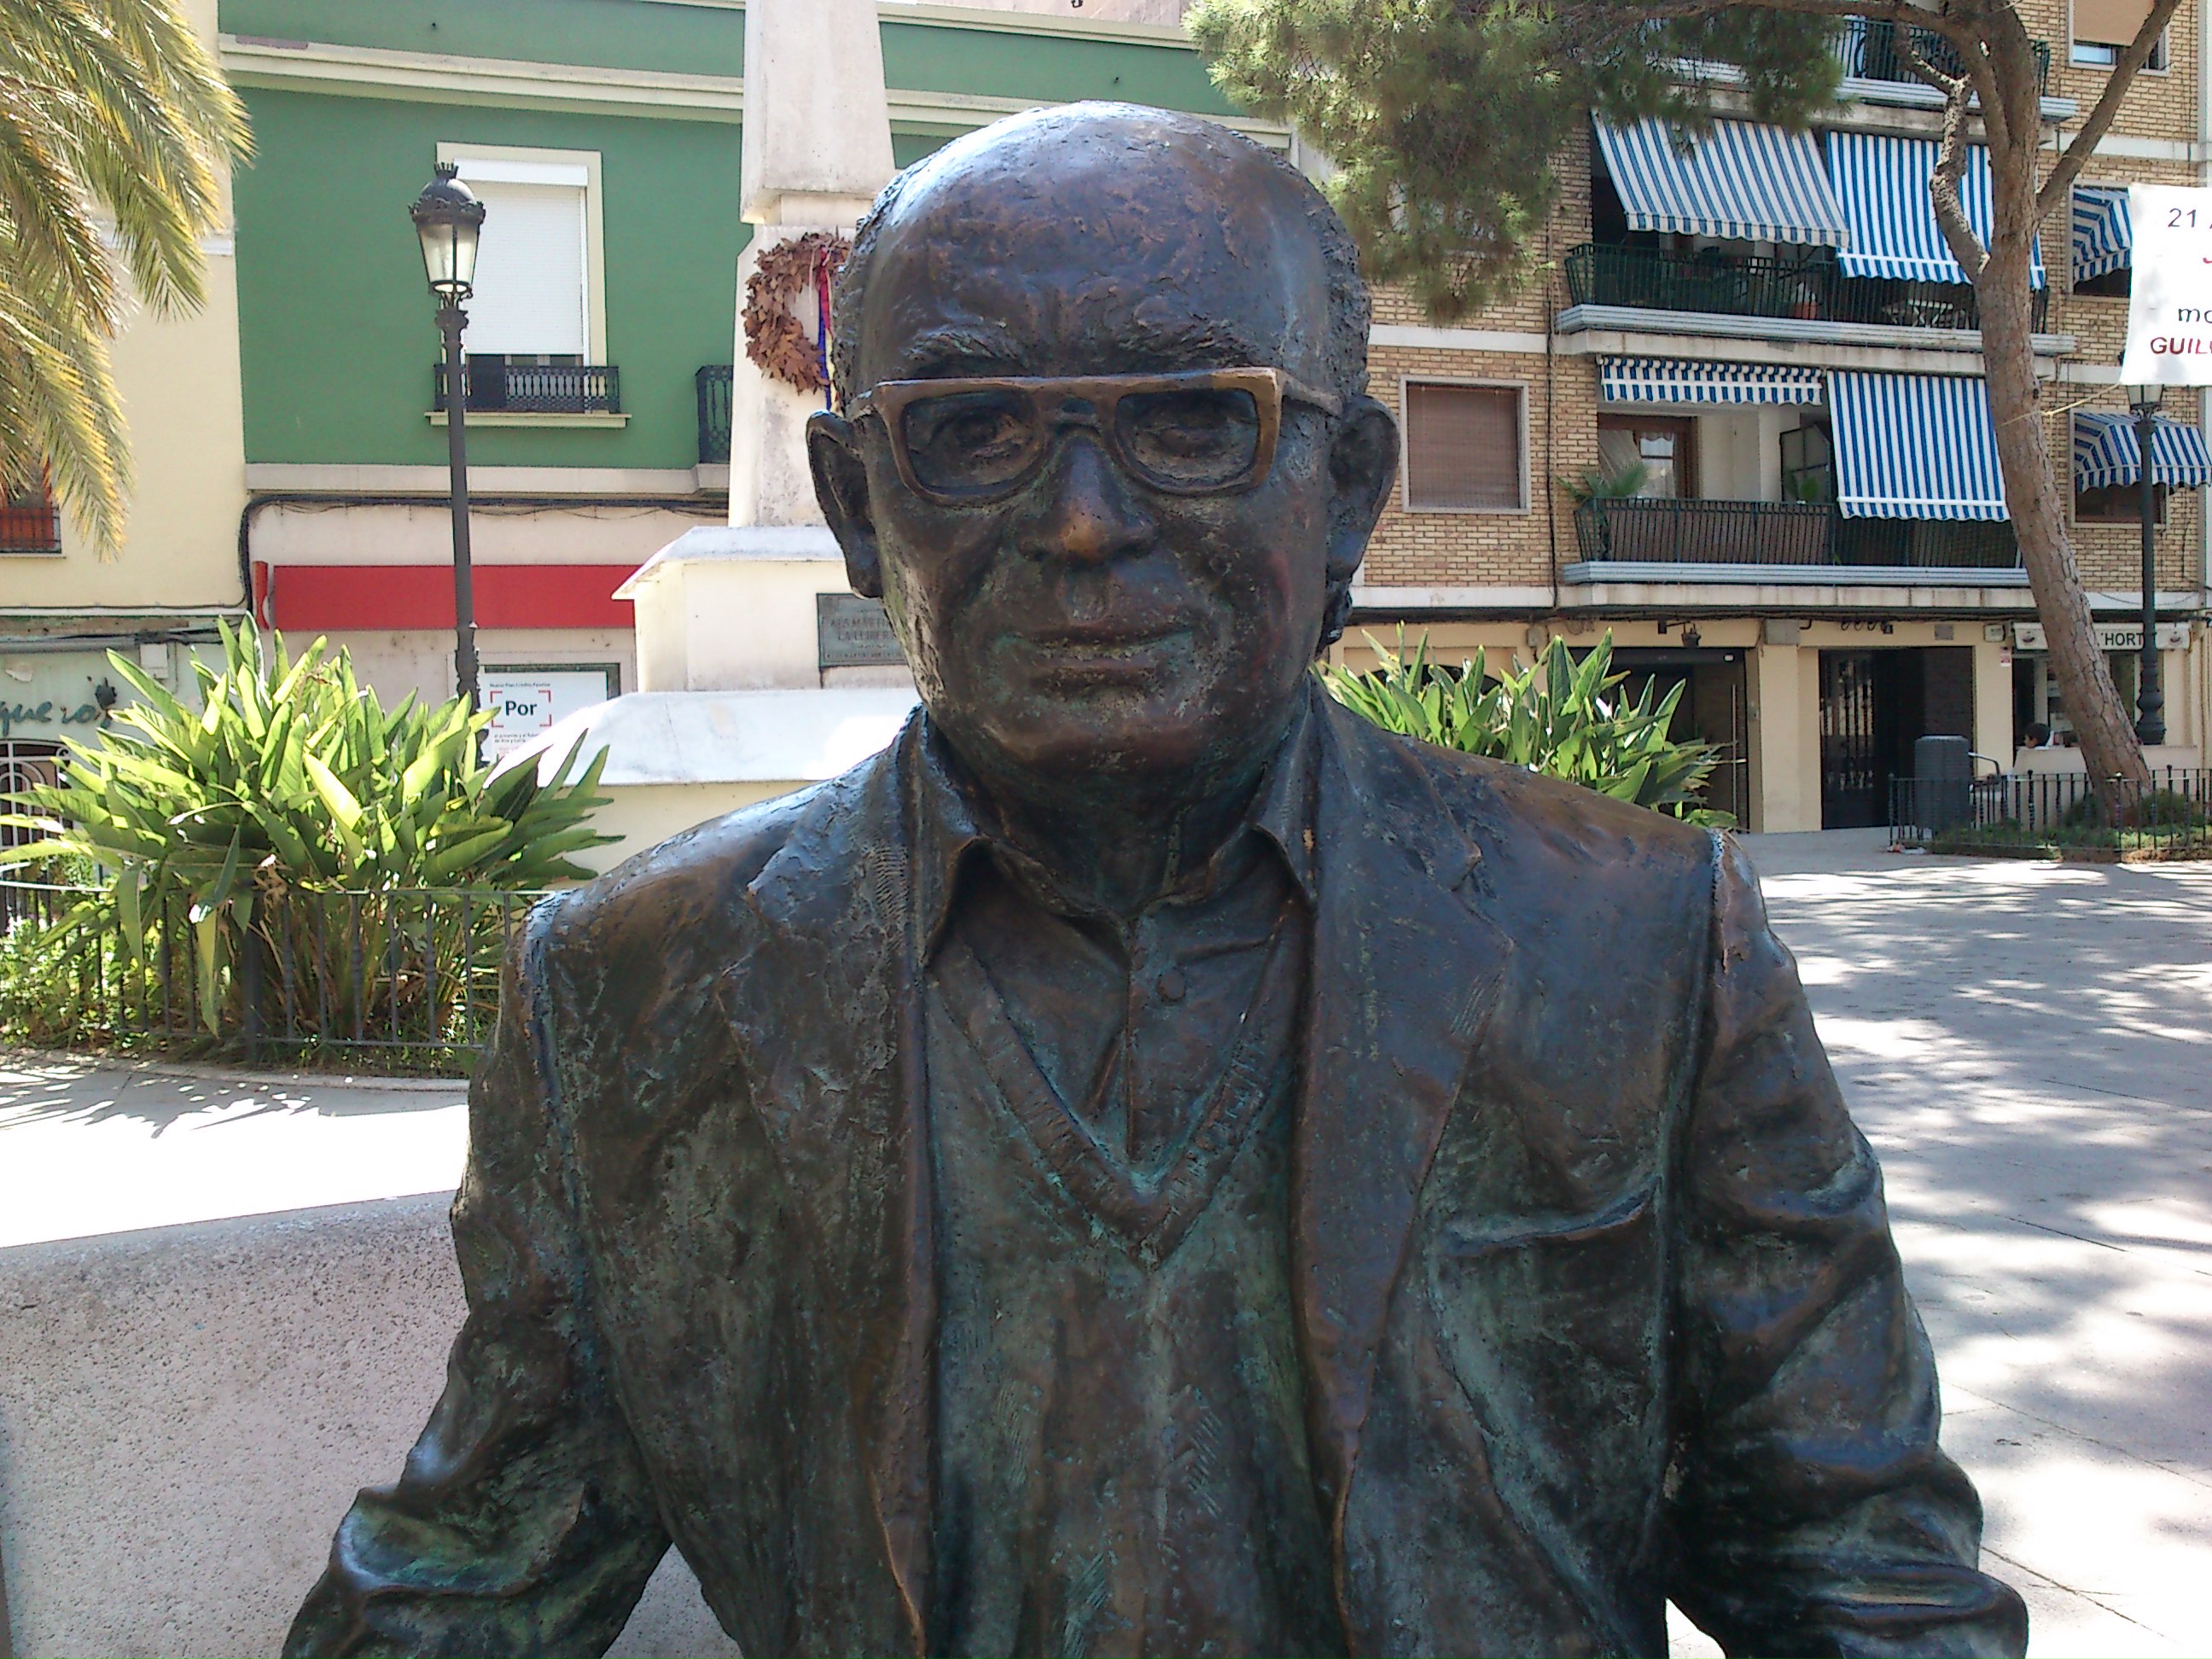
1325, 395, 1397, 588
808, 410, 882, 598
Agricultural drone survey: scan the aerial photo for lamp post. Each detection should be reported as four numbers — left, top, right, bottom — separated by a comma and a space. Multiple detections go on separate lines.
410, 163, 486, 711
2122, 381, 2166, 746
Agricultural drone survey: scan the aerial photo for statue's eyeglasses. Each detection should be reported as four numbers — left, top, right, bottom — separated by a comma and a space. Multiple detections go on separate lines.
847, 368, 1343, 506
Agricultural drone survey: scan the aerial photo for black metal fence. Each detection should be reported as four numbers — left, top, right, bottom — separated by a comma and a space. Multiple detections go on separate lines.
697, 364, 733, 465
1889, 768, 2212, 858
434, 358, 621, 416
1564, 243, 2048, 334
0, 882, 544, 1071
1573, 498, 2022, 571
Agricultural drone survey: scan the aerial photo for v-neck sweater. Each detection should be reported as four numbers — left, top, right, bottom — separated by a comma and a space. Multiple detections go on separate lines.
923, 937, 1338, 1659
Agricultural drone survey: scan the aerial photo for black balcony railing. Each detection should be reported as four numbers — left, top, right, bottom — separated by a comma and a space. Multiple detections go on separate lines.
433, 356, 620, 416
1572, 498, 2023, 570
0, 496, 61, 554
1565, 243, 2046, 332
1831, 515, 2022, 568
1842, 18, 2050, 100
697, 364, 733, 465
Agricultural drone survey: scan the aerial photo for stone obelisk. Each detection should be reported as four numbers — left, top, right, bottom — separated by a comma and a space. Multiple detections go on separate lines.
550, 0, 916, 870
729, 0, 896, 528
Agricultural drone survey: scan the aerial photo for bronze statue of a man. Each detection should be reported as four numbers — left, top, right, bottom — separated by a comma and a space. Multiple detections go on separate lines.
287, 105, 2025, 1658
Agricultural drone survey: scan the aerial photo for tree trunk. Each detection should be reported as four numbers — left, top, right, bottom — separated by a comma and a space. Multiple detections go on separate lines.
1974, 236, 2151, 795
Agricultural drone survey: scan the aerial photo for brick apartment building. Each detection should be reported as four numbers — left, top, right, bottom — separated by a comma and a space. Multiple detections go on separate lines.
1340, 0, 2210, 829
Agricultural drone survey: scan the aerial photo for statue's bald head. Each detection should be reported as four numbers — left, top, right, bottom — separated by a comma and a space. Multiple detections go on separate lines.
830, 102, 1371, 414
806, 103, 1398, 805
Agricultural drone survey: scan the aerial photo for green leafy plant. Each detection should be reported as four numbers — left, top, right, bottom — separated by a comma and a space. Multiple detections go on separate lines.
1319, 629, 1733, 826
0, 623, 614, 1053
1561, 461, 1649, 504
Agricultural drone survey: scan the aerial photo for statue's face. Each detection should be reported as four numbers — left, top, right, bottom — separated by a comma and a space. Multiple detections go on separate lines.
811, 109, 1395, 798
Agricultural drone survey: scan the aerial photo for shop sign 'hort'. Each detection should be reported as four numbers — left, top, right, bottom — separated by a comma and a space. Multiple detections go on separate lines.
2122, 186, 2212, 382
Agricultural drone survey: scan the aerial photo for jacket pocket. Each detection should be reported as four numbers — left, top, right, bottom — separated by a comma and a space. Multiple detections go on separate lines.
1428, 1179, 1666, 1436
1439, 1181, 1657, 1261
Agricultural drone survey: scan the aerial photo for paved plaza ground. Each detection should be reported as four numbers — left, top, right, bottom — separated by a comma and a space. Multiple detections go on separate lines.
1, 829, 2207, 1656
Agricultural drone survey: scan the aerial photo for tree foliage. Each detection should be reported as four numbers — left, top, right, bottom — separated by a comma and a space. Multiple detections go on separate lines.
1190, 0, 1840, 318
0, 0, 250, 553
1320, 630, 1732, 824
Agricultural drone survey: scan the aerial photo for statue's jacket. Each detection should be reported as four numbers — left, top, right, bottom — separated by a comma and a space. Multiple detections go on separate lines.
287, 699, 2028, 1659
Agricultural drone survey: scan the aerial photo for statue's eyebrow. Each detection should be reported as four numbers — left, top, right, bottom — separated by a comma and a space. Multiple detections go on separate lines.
888, 317, 1291, 381
1113, 315, 1280, 370
895, 325, 1028, 378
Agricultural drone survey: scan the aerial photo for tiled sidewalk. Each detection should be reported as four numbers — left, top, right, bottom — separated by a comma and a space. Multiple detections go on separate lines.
1691, 830, 2212, 1659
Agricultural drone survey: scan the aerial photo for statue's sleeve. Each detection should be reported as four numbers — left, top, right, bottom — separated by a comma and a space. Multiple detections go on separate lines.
1665, 834, 2027, 1659
283, 914, 669, 1658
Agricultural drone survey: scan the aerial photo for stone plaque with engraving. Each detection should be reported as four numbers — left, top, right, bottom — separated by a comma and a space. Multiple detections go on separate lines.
816, 592, 905, 668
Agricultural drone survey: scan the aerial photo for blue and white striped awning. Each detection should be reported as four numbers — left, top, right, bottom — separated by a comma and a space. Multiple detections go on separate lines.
1599, 357, 1827, 405
2072, 185, 2132, 284
1830, 371, 2008, 520
1825, 132, 2046, 288
2074, 411, 2212, 491
1595, 119, 1849, 246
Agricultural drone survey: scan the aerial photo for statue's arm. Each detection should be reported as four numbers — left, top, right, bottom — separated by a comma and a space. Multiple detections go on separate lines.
283, 914, 668, 1658
1664, 835, 2028, 1659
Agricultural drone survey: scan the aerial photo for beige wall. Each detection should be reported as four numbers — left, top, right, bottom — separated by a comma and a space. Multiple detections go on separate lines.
0, 0, 246, 618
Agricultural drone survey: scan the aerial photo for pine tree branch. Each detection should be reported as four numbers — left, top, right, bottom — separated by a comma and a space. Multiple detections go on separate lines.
1925, 76, 1989, 282
2039, 0, 2186, 219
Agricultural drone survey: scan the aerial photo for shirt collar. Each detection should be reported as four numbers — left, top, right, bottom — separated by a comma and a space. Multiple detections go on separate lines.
910, 684, 1320, 956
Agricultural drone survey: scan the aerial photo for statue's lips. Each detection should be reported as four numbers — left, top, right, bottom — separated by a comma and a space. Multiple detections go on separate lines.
1009, 623, 1193, 687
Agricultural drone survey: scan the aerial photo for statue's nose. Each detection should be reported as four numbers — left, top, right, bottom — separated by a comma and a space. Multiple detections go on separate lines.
1020, 434, 1155, 568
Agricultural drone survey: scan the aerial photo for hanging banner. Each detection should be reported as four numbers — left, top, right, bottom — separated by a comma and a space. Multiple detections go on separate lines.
2119, 185, 2212, 383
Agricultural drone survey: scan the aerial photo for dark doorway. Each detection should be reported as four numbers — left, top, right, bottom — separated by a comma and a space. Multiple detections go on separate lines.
1819, 647, 1973, 828
1612, 648, 1749, 826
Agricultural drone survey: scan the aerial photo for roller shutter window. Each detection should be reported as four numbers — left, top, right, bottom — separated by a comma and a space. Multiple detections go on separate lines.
452, 160, 591, 358
2072, 0, 2164, 67
1404, 383, 1525, 510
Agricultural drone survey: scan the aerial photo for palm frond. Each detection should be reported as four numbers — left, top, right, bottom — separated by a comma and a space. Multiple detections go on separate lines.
0, 0, 249, 554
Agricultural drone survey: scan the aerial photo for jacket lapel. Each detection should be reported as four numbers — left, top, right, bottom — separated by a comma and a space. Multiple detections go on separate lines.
1295, 703, 1515, 1528
731, 716, 935, 1655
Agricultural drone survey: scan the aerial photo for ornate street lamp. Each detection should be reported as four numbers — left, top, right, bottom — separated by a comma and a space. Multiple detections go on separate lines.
2122, 381, 2166, 746
410, 163, 486, 711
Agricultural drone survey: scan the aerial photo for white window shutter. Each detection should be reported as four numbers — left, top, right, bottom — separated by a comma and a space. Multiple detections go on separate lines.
455, 172, 589, 357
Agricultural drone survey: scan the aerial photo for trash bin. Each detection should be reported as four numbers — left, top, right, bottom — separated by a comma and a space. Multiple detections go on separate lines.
1912, 735, 1972, 835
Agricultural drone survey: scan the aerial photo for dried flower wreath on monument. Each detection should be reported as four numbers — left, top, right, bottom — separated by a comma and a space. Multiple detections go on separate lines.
742, 230, 852, 394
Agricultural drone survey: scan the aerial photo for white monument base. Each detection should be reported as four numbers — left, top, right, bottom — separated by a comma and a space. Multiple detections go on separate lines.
508, 685, 918, 872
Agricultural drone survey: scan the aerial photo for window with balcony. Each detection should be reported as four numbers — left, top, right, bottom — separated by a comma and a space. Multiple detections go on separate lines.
1781, 423, 1834, 506
1598, 416, 1696, 498
1402, 382, 1525, 512
2071, 0, 2167, 67
434, 146, 620, 418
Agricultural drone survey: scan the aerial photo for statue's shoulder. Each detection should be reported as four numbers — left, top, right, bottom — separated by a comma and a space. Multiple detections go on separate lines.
527, 771, 851, 992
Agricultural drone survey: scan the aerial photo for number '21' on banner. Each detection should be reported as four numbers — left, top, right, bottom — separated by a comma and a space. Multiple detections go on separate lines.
2121, 184, 2212, 384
